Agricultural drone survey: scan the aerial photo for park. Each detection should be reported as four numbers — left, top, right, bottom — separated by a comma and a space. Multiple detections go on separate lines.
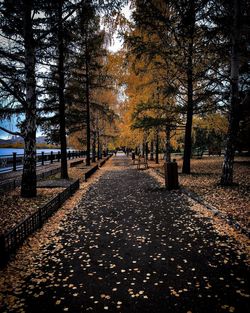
0, 1, 249, 312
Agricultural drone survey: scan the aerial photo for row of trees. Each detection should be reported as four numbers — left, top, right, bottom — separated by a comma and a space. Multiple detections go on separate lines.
0, 0, 249, 198
0, 0, 126, 197
117, 0, 249, 185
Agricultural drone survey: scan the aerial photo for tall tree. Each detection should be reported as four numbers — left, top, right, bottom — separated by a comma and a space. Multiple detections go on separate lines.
0, 0, 38, 197
21, 0, 37, 196
66, 2, 111, 165
41, 0, 127, 166
220, 0, 250, 185
127, 0, 219, 173
40, 0, 80, 178
0, 0, 82, 194
57, 0, 69, 178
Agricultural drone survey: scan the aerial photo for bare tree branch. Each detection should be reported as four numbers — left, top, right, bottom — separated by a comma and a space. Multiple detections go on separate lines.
0, 126, 23, 137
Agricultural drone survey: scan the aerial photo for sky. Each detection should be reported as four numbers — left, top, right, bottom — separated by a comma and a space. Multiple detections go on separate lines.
0, 118, 18, 139
107, 3, 132, 52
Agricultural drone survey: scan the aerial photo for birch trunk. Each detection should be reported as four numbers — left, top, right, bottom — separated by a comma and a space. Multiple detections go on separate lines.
220, 0, 241, 185
21, 0, 37, 198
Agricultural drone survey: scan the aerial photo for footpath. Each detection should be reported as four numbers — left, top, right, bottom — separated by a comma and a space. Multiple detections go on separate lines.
0, 154, 249, 312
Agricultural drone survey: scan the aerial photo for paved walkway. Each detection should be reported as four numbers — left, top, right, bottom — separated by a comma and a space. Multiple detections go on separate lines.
0, 154, 249, 312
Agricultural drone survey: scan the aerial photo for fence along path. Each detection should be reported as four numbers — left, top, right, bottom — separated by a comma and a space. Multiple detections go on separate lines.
0, 179, 80, 267
0, 154, 112, 265
0, 155, 86, 182
0, 150, 85, 175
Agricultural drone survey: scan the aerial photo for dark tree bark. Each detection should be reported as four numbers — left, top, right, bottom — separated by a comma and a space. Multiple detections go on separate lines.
182, 1, 195, 174
58, 0, 68, 179
220, 0, 241, 185
85, 40, 91, 166
145, 141, 149, 160
21, 0, 37, 198
150, 140, 154, 160
155, 128, 159, 164
92, 131, 96, 162
165, 126, 171, 162
182, 52, 194, 173
97, 130, 102, 160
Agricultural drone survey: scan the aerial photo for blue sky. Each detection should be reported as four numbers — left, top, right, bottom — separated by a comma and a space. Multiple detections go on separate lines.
0, 118, 18, 139
0, 119, 43, 139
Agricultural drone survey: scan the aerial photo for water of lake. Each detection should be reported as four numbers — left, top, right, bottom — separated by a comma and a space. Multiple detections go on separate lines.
0, 148, 62, 157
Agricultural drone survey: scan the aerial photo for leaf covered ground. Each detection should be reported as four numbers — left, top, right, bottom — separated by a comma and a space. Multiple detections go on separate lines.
151, 156, 250, 231
0, 162, 97, 235
0, 188, 64, 235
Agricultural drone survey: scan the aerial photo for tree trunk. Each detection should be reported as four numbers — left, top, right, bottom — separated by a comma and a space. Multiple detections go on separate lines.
182, 1, 195, 174
85, 40, 91, 166
182, 54, 193, 174
165, 126, 171, 162
58, 0, 68, 179
21, 0, 37, 198
145, 141, 149, 160
220, 0, 241, 185
150, 140, 154, 160
155, 128, 159, 164
97, 131, 101, 160
92, 131, 96, 162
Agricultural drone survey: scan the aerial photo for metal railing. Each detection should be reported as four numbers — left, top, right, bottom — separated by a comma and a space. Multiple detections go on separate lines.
0, 179, 80, 266
0, 150, 86, 173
